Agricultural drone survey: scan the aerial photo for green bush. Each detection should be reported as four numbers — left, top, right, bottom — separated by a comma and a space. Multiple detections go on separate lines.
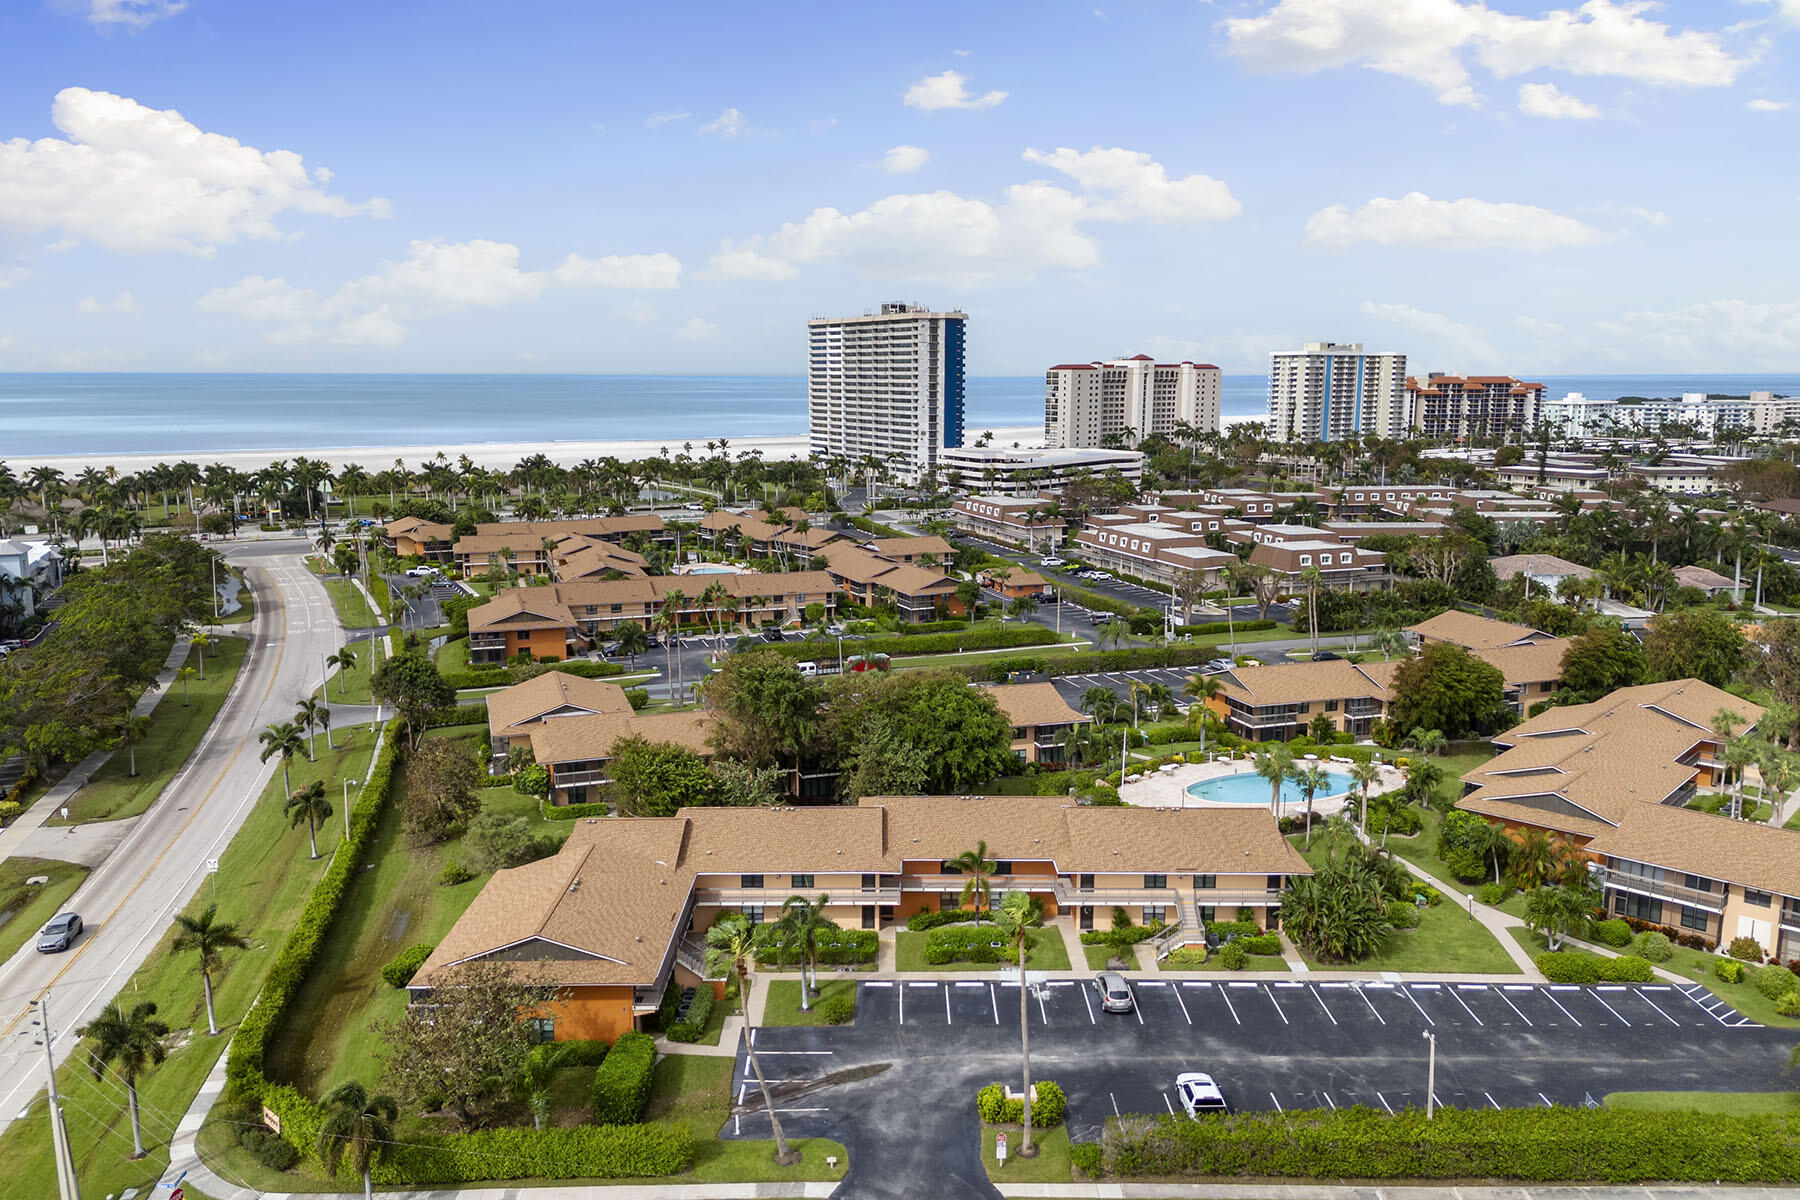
1071, 1140, 1104, 1174
1162, 945, 1208, 967
1716, 958, 1747, 984
1385, 899, 1422, 929
1598, 955, 1653, 983
510, 763, 550, 797
1777, 992, 1800, 1018
438, 861, 474, 886
1729, 936, 1766, 962
0, 799, 24, 824
429, 703, 490, 727
624, 687, 650, 710
590, 1031, 657, 1125
381, 943, 437, 989
554, 1038, 610, 1066
1535, 952, 1599, 984
1634, 932, 1673, 963
897, 619, 971, 635
1174, 618, 1279, 637
1475, 881, 1511, 905
924, 924, 1028, 965
758, 928, 878, 966
774, 623, 1057, 659
240, 1126, 300, 1170
818, 993, 856, 1025
1205, 919, 1260, 939
1236, 933, 1281, 955
1097, 1106, 1800, 1183
372, 1123, 691, 1184
1589, 918, 1633, 948
441, 660, 626, 690
975, 1080, 1067, 1127
1754, 963, 1800, 1000
543, 800, 611, 820
1219, 942, 1248, 970
906, 909, 987, 931
1079, 921, 1164, 947
665, 984, 716, 1043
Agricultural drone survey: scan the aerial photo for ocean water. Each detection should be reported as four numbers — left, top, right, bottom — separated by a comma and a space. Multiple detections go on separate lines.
1, 372, 1796, 458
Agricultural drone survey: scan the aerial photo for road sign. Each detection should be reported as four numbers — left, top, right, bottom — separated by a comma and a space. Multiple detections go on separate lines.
995, 1132, 1007, 1162
205, 858, 219, 873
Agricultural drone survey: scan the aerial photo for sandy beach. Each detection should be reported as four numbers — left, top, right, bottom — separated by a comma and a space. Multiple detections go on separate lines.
2, 424, 1050, 474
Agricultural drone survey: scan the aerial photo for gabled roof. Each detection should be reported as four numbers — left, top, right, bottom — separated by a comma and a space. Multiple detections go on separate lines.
987, 683, 1089, 729
1409, 610, 1547, 650
467, 588, 576, 633
484, 672, 635, 738
1586, 803, 1800, 900
868, 536, 954, 561
1488, 554, 1593, 581
1216, 659, 1391, 707
528, 708, 718, 764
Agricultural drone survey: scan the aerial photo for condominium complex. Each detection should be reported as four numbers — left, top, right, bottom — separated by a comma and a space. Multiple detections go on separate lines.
1268, 342, 1407, 443
807, 302, 967, 484
1406, 374, 1544, 440
1043, 356, 1221, 448
1542, 390, 1796, 440
937, 445, 1145, 493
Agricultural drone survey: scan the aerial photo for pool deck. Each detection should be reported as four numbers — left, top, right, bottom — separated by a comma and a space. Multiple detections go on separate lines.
1117, 755, 1405, 818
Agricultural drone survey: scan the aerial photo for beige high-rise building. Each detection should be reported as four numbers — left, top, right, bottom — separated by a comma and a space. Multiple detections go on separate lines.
1268, 342, 1408, 443
1043, 355, 1221, 448
1407, 374, 1545, 440
808, 302, 967, 484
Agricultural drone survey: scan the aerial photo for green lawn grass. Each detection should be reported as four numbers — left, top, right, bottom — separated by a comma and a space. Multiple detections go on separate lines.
51, 634, 249, 824
1656, 942, 1800, 1028
0, 857, 89, 962
322, 576, 380, 629
892, 644, 1089, 671
313, 638, 379, 706
436, 636, 471, 674
1605, 1091, 1800, 1115
763, 978, 856, 1026
894, 928, 1072, 972
645, 1053, 849, 1185
1084, 943, 1124, 970
0, 725, 383, 1200
981, 1124, 1073, 1183
215, 577, 255, 625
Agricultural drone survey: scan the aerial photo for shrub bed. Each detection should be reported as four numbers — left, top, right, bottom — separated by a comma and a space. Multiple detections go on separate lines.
371, 1123, 692, 1184
381, 942, 437, 989
665, 984, 715, 1043
757, 928, 878, 966
1589, 918, 1633, 948
1174, 619, 1279, 637
442, 660, 626, 690
774, 624, 1057, 661
1098, 1107, 1800, 1182
1598, 955, 1653, 982
925, 925, 1035, 965
590, 1030, 657, 1125
818, 993, 856, 1025
907, 909, 988, 931
977, 1080, 1067, 1127
1535, 951, 1599, 984
543, 800, 611, 820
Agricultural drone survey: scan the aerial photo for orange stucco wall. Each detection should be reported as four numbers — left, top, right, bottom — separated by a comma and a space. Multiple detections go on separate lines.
505, 627, 567, 661
544, 985, 638, 1042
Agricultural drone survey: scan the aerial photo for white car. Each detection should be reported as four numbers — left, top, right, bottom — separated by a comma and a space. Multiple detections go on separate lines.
1039, 557, 1066, 568
403, 566, 438, 578
684, 502, 705, 511
1175, 1072, 1228, 1117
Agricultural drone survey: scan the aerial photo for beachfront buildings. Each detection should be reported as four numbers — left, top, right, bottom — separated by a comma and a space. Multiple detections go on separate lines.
1542, 390, 1798, 440
0, 537, 63, 617
938, 445, 1146, 493
1043, 356, 1222, 448
1268, 342, 1408, 443
807, 302, 967, 484
1405, 374, 1544, 440
410, 795, 1309, 1043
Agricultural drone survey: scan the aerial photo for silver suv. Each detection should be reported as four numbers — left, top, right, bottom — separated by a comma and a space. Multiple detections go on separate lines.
1092, 971, 1134, 1013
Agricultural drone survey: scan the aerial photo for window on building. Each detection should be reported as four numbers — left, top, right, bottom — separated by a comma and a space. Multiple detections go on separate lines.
1144, 873, 1167, 889
741, 904, 764, 924
1196, 874, 1216, 889
1299, 554, 1312, 565
740, 874, 764, 889
1143, 905, 1167, 924
1325, 700, 1338, 712
1297, 703, 1310, 714
526, 1017, 555, 1044
1684, 874, 1715, 893
1680, 906, 1710, 931
792, 873, 814, 890
1614, 892, 1662, 923
1745, 889, 1773, 908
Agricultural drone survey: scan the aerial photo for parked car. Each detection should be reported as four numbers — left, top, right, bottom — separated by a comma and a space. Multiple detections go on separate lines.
760, 626, 786, 643
1092, 971, 1135, 1014
1176, 1072, 1228, 1117
683, 502, 705, 511
1204, 657, 1235, 673
1310, 651, 1342, 662
796, 660, 820, 677
403, 566, 438, 578
1039, 557, 1066, 568
36, 912, 83, 953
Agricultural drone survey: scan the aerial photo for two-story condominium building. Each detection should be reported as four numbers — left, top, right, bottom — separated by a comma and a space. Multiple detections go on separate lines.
0, 537, 62, 616
865, 536, 955, 565
549, 537, 651, 581
1206, 659, 1394, 741
1408, 610, 1553, 652
980, 564, 1053, 600
465, 571, 838, 664
1246, 539, 1388, 591
1627, 459, 1727, 497
1360, 636, 1569, 718
484, 672, 639, 759
695, 507, 841, 566
1188, 488, 1285, 520
529, 709, 718, 806
1070, 521, 1237, 588
1406, 374, 1545, 440
453, 516, 670, 578
384, 516, 456, 561
987, 683, 1091, 765
950, 496, 1066, 548
819, 546, 961, 622
411, 795, 1310, 1042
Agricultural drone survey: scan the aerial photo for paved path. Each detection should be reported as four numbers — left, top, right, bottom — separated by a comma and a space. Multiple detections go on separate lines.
14, 812, 143, 868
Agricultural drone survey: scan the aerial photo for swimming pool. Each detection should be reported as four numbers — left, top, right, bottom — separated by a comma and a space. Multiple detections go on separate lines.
1184, 768, 1355, 806
686, 564, 742, 575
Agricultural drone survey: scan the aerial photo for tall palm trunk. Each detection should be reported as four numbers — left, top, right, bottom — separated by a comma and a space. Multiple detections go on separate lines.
1018, 938, 1035, 1156
126, 1082, 145, 1157
201, 967, 219, 1035
740, 967, 792, 1160
306, 815, 319, 859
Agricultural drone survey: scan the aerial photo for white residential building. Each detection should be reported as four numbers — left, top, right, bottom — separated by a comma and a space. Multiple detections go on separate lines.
807, 302, 967, 484
1541, 391, 1618, 439
1043, 355, 1221, 448
938, 445, 1145, 493
1406, 374, 1544, 439
1545, 390, 1796, 440
1268, 342, 1408, 443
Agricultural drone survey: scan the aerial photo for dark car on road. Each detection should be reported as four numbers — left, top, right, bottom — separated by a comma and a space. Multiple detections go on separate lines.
36, 912, 83, 953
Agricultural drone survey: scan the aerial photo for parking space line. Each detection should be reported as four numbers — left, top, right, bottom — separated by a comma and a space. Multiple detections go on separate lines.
1183, 981, 1211, 987
1269, 1091, 1283, 1112
1172, 984, 1192, 1024
1540, 989, 1583, 1027
898, 986, 904, 1025
1675, 983, 1732, 1025
1263, 984, 1289, 1025
1539, 1092, 1553, 1107
1133, 991, 1143, 1025
992, 982, 1000, 1025
1494, 989, 1533, 1027
1218, 985, 1241, 1025
1140, 980, 1168, 986
1631, 988, 1681, 1027
1308, 985, 1338, 1025
1353, 984, 1387, 1025
1162, 1092, 1175, 1115
1588, 988, 1628, 1024
1038, 989, 1050, 1025
1484, 1092, 1500, 1110
946, 987, 952, 1024
1323, 1091, 1336, 1110
1110, 1092, 1120, 1117
1449, 988, 1484, 1026
1401, 986, 1435, 1026
1080, 984, 1094, 1024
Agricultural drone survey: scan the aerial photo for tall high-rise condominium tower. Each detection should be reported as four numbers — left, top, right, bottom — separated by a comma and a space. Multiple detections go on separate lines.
1043, 355, 1221, 448
807, 302, 967, 483
1267, 342, 1408, 442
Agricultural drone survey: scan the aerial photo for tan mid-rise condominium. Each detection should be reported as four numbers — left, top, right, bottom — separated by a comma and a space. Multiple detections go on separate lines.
1043, 355, 1221, 448
807, 302, 967, 484
1268, 342, 1408, 443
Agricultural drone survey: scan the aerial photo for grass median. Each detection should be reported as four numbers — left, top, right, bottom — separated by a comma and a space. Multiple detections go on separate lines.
0, 857, 89, 962
895, 928, 1072, 972
322, 575, 380, 629
51, 634, 249, 824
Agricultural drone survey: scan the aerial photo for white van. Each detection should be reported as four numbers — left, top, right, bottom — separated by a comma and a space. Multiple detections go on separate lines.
796, 660, 819, 677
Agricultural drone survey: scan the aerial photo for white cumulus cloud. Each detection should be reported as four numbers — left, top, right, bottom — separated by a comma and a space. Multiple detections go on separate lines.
1360, 301, 1499, 365
1748, 98, 1790, 111
1021, 146, 1241, 223
200, 238, 682, 346
1224, 0, 1753, 107
0, 87, 387, 256
702, 108, 748, 137
1305, 191, 1607, 250
881, 145, 931, 174
76, 290, 137, 314
83, 0, 186, 29
1518, 81, 1600, 119
645, 111, 692, 127
1594, 299, 1800, 364
903, 70, 1008, 111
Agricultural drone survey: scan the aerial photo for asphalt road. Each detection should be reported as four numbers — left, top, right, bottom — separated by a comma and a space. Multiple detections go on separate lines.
0, 540, 346, 1135
728, 976, 1788, 1200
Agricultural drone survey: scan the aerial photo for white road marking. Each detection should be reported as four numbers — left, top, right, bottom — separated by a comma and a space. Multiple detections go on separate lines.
1263, 984, 1289, 1025
1377, 1091, 1395, 1115
1494, 989, 1533, 1027
946, 986, 952, 1024
1081, 983, 1094, 1024
1402, 986, 1435, 1026
1484, 1092, 1500, 1110
1162, 1092, 1175, 1115
1218, 984, 1241, 1025
1540, 989, 1583, 1027
1632, 988, 1681, 1027
1588, 988, 1628, 1024
1171, 983, 1192, 1024
1323, 1091, 1336, 1110
1353, 985, 1387, 1025
1110, 1092, 1120, 1117
898, 984, 904, 1025
992, 982, 1000, 1025
1308, 985, 1338, 1025
1269, 1091, 1284, 1112
1538, 1092, 1553, 1107
1449, 988, 1484, 1026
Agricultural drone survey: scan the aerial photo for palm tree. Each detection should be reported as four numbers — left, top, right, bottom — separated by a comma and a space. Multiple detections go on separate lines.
518, 1043, 575, 1131
704, 913, 800, 1166
1404, 727, 1448, 758
175, 665, 197, 706
119, 712, 152, 777
1291, 763, 1332, 849
285, 779, 332, 859
1466, 819, 1512, 885
947, 840, 999, 915
993, 890, 1044, 1159
1510, 828, 1562, 890
1372, 628, 1409, 661
1349, 758, 1381, 834
1253, 744, 1294, 817
326, 646, 358, 696
294, 698, 327, 761
189, 630, 213, 679
1525, 884, 1595, 951
776, 893, 833, 1011
77, 1001, 168, 1158
613, 619, 648, 666
1300, 564, 1324, 658
318, 1080, 398, 1200
1055, 723, 1097, 769
259, 720, 305, 804
1182, 675, 1223, 758
171, 902, 249, 1036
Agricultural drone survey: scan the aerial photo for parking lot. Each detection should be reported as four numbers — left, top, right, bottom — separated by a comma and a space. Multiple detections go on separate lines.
725, 976, 1790, 1199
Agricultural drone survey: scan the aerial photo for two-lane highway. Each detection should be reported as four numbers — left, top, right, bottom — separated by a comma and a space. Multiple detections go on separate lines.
0, 542, 347, 1133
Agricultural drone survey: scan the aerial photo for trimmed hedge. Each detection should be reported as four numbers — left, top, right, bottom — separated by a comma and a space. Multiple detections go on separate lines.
590, 1030, 657, 1125
1174, 619, 1278, 637
228, 718, 403, 1101
977, 1080, 1067, 1127
906, 909, 988, 932
1589, 918, 1633, 948
430, 703, 491, 727
370, 1123, 692, 1185
776, 624, 1058, 661
381, 942, 437, 989
1599, 954, 1653, 983
1716, 958, 1747, 984
1099, 1106, 1800, 1183
758, 928, 878, 966
544, 800, 611, 820
924, 924, 1034, 965
443, 660, 627, 690
897, 619, 971, 635
554, 1038, 610, 1066
1535, 951, 1599, 984
665, 984, 715, 1043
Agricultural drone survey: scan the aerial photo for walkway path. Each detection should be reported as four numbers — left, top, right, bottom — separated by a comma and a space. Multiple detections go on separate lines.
1361, 830, 1544, 979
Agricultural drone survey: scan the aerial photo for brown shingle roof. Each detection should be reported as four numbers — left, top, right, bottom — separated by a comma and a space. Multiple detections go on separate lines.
987, 683, 1089, 729
529, 709, 718, 764
1586, 804, 1800, 899
1409, 610, 1547, 650
467, 589, 576, 633
1488, 554, 1594, 581
485, 672, 635, 737
1477, 639, 1570, 686
1216, 660, 1392, 707
868, 536, 954, 560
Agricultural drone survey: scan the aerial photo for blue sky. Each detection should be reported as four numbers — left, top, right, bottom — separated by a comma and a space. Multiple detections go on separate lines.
0, 0, 1796, 375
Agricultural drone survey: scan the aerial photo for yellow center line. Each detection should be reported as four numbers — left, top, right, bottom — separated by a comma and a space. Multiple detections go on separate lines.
0, 563, 294, 1036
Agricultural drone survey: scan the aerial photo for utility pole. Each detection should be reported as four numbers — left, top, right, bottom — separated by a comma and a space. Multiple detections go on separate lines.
1422, 1030, 1437, 1120
35, 996, 82, 1200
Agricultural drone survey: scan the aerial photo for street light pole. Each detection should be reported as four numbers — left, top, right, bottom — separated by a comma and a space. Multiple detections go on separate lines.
35, 996, 82, 1200
1423, 1030, 1437, 1119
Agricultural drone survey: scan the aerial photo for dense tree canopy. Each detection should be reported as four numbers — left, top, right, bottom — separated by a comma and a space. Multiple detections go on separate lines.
607, 735, 716, 817
372, 651, 456, 747
823, 668, 1014, 796
1642, 609, 1746, 687
1388, 642, 1510, 739
1556, 623, 1645, 705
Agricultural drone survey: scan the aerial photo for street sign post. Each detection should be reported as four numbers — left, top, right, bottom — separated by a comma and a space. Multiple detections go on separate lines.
995, 1132, 1007, 1163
